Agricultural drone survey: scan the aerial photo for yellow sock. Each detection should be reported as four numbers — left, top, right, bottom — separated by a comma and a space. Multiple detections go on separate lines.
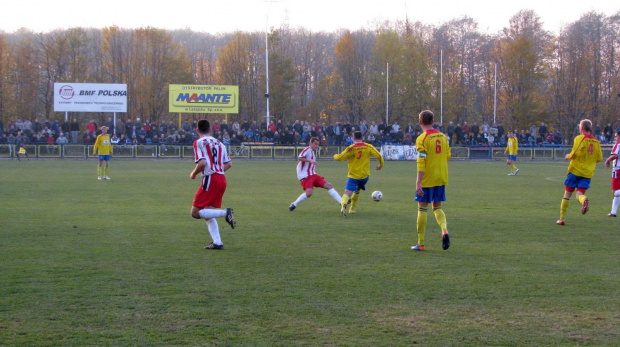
341, 194, 350, 206
97, 166, 101, 177
104, 166, 109, 177
350, 192, 359, 209
417, 207, 428, 246
511, 164, 517, 172
560, 198, 570, 220
577, 194, 587, 205
433, 207, 448, 232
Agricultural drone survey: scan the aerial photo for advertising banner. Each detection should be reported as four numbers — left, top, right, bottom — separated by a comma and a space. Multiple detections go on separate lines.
54, 83, 127, 112
169, 84, 239, 114
380, 145, 419, 160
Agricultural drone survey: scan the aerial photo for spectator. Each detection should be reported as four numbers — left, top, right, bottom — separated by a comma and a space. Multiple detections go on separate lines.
57, 133, 69, 146
70, 118, 80, 144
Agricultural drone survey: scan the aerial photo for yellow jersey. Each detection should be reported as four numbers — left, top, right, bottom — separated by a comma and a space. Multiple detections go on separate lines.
506, 137, 518, 155
333, 142, 384, 179
93, 134, 112, 155
416, 129, 450, 187
566, 134, 602, 178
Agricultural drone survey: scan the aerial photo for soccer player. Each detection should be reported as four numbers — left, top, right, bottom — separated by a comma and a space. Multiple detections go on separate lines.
604, 130, 620, 217
289, 137, 342, 211
411, 110, 451, 251
557, 119, 603, 225
333, 131, 384, 217
93, 126, 113, 180
190, 119, 236, 250
504, 131, 519, 175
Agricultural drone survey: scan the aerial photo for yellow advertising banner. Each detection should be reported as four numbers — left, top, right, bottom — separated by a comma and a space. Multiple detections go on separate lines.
169, 84, 239, 114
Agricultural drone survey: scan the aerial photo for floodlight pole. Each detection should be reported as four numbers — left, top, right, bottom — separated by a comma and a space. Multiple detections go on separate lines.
494, 63, 497, 124
264, 1, 275, 129
440, 49, 443, 125
386, 63, 389, 125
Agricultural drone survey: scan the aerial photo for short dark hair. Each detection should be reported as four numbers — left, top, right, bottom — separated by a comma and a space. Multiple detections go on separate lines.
309, 137, 319, 143
197, 119, 211, 133
353, 131, 363, 140
419, 110, 434, 125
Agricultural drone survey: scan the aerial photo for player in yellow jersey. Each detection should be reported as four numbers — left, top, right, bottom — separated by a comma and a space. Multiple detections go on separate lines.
333, 131, 384, 217
557, 119, 603, 225
93, 126, 113, 180
411, 110, 451, 251
504, 131, 520, 175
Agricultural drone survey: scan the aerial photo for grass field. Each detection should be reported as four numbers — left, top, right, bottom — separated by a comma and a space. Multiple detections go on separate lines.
1, 158, 619, 346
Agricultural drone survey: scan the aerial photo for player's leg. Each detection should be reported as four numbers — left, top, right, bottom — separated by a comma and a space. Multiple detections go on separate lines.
349, 190, 360, 214
432, 202, 450, 250
191, 175, 235, 229
558, 189, 573, 225
290, 188, 313, 211
204, 218, 223, 249
97, 159, 103, 179
321, 181, 342, 204
341, 178, 357, 217
576, 188, 589, 214
412, 201, 428, 251
104, 159, 110, 179
610, 190, 620, 217
348, 178, 367, 214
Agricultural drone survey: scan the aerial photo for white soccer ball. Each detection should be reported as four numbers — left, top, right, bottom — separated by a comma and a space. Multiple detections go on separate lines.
371, 191, 383, 202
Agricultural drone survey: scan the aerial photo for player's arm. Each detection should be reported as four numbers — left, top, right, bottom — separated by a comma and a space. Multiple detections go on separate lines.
605, 153, 617, 167
92, 136, 99, 155
370, 146, 384, 170
190, 159, 206, 179
332, 146, 351, 161
223, 161, 232, 172
565, 136, 581, 160
298, 156, 316, 165
416, 170, 425, 196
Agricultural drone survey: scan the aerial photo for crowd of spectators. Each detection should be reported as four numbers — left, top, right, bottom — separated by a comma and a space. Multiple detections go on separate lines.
0, 117, 618, 150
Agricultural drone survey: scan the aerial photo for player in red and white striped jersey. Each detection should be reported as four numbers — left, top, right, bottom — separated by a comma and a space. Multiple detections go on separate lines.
190, 119, 236, 250
289, 137, 342, 212
605, 131, 620, 217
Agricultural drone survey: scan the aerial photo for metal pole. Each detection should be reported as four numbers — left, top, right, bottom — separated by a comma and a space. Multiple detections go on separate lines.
386, 63, 389, 125
440, 49, 443, 125
265, 30, 270, 128
494, 63, 497, 124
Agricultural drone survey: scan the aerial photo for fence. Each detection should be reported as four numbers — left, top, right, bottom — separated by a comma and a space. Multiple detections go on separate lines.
0, 143, 615, 160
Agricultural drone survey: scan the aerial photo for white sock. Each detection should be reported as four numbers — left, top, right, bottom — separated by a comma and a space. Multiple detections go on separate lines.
612, 197, 620, 215
199, 209, 226, 219
293, 192, 308, 206
206, 219, 222, 245
328, 188, 341, 203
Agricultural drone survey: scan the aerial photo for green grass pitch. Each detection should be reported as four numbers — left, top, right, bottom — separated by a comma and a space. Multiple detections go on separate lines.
0, 159, 618, 345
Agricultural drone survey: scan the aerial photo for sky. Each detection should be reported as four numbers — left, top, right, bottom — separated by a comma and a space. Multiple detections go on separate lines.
1, 0, 618, 35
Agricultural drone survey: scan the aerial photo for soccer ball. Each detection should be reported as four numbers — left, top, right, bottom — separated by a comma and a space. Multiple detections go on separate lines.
371, 191, 383, 202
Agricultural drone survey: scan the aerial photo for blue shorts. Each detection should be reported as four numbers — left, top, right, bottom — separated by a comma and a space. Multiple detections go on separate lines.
507, 155, 517, 161
345, 177, 369, 192
98, 155, 111, 161
415, 186, 446, 203
564, 173, 591, 190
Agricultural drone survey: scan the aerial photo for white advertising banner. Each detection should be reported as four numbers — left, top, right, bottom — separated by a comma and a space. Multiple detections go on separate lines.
54, 83, 127, 112
380, 145, 419, 160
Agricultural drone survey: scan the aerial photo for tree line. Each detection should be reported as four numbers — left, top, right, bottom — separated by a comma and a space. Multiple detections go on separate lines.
0, 9, 619, 141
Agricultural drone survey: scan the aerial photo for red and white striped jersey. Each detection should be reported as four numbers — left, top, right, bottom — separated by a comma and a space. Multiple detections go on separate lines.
194, 135, 231, 176
612, 143, 620, 176
296, 146, 316, 180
